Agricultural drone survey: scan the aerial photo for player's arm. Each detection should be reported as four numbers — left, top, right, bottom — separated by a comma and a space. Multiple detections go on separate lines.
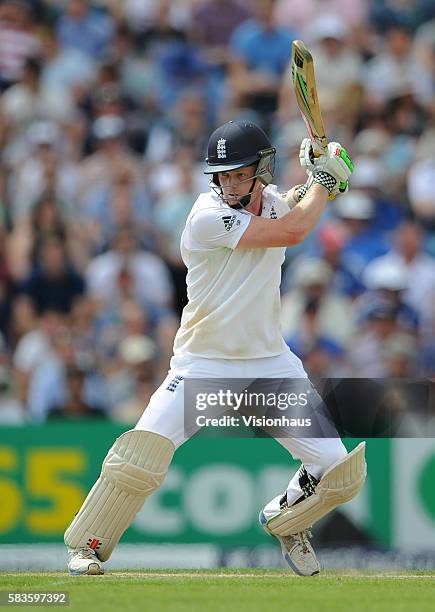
237, 183, 329, 248
237, 141, 354, 249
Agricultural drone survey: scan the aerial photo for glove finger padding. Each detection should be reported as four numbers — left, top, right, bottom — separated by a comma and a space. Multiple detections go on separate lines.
299, 137, 315, 173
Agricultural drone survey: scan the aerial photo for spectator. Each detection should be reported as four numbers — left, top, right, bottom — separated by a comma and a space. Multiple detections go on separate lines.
332, 191, 390, 274
86, 225, 173, 311
192, 0, 252, 119
56, 0, 115, 60
144, 89, 210, 168
140, 0, 205, 112
153, 147, 198, 314
27, 322, 106, 422
0, 0, 39, 91
81, 59, 143, 152
407, 143, 435, 229
0, 56, 74, 129
0, 244, 14, 342
18, 233, 85, 314
7, 191, 71, 281
362, 25, 429, 108
7, 120, 78, 224
350, 155, 405, 230
347, 299, 402, 376
302, 337, 350, 378
316, 221, 366, 298
0, 362, 25, 424
306, 15, 363, 121
275, 0, 368, 34
229, 0, 295, 128
13, 306, 64, 403
81, 160, 152, 255
94, 297, 176, 395
356, 258, 420, 333
369, 0, 432, 33
384, 332, 419, 377
40, 26, 96, 98
413, 13, 435, 76
281, 258, 354, 353
364, 221, 435, 321
79, 114, 143, 201
105, 334, 157, 424
46, 364, 107, 421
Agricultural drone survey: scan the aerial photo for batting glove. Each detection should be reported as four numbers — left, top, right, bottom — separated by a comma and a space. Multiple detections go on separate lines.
299, 139, 353, 178
299, 139, 353, 196
299, 137, 317, 173
289, 142, 352, 204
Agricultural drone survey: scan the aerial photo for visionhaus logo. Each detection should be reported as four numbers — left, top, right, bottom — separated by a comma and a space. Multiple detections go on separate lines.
195, 414, 312, 428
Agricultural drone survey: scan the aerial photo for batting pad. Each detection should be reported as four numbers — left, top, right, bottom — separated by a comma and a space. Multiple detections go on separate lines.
264, 442, 366, 536
64, 430, 175, 561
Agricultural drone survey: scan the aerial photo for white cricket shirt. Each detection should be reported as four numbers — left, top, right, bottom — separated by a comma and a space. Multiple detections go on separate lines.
172, 184, 290, 360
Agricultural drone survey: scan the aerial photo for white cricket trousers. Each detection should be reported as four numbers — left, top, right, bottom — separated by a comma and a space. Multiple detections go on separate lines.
135, 350, 347, 505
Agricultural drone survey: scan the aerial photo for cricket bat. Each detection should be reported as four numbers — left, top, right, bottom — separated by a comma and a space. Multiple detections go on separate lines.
291, 39, 328, 156
289, 39, 345, 202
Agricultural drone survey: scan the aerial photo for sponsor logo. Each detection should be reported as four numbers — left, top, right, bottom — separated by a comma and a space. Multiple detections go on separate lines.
87, 538, 101, 551
217, 138, 227, 159
222, 215, 236, 231
270, 205, 277, 219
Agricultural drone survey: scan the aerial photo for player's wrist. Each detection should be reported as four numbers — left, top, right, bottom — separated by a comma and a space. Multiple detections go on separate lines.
292, 172, 335, 203
293, 183, 308, 203
312, 170, 337, 194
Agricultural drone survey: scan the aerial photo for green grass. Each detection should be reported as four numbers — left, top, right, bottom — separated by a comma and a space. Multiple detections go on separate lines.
0, 569, 434, 612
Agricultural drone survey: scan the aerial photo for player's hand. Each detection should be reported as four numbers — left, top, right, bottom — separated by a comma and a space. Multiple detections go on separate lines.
299, 137, 316, 173
300, 139, 353, 180
316, 141, 353, 179
299, 140, 353, 195
313, 142, 353, 194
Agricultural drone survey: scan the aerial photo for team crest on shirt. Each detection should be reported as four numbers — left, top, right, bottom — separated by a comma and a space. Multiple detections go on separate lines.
217, 138, 227, 158
166, 375, 183, 392
222, 214, 237, 231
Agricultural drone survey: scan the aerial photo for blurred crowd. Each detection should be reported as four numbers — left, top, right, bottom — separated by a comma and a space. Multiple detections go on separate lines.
0, 0, 435, 426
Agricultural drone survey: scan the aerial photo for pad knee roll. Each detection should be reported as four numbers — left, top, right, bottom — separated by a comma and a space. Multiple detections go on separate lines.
64, 430, 175, 561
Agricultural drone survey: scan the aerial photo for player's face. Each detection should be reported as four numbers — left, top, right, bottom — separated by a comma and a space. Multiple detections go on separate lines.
218, 165, 257, 206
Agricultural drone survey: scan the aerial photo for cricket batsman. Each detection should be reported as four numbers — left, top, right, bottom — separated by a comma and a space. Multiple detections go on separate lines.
65, 120, 365, 577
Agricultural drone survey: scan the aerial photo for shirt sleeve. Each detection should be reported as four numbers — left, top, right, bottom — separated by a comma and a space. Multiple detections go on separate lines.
189, 207, 251, 249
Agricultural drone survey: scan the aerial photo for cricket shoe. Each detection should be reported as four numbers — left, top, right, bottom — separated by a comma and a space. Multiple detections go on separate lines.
275, 530, 320, 576
67, 547, 104, 576
259, 494, 320, 576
